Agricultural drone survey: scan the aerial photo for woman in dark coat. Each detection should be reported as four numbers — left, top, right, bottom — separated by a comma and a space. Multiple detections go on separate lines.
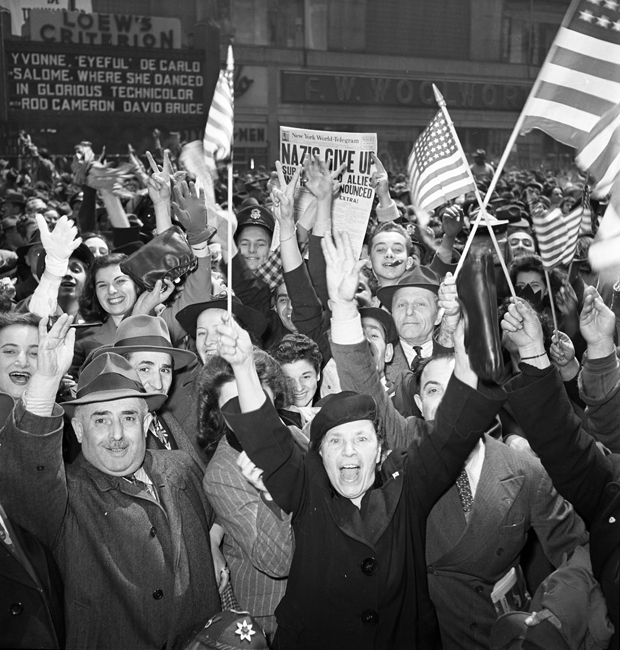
215, 314, 504, 650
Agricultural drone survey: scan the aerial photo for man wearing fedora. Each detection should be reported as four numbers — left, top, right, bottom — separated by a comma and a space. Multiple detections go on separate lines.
0, 314, 220, 650
91, 314, 205, 470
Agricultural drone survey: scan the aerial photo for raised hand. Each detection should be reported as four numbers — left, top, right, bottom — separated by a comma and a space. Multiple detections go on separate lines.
321, 229, 367, 305
369, 153, 390, 204
272, 161, 302, 229
501, 298, 546, 358
215, 312, 254, 368
580, 285, 615, 354
131, 279, 175, 316
304, 155, 344, 202
146, 150, 172, 205
236, 451, 273, 499
37, 314, 76, 379
171, 180, 215, 245
549, 330, 575, 367
440, 204, 465, 238
555, 281, 579, 318
36, 214, 81, 276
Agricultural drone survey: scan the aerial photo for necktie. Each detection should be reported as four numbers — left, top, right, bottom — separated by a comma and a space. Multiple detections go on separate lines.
410, 346, 423, 372
123, 474, 159, 502
455, 468, 473, 521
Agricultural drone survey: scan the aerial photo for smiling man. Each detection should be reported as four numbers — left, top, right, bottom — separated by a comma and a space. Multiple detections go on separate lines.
0, 332, 221, 650
234, 205, 275, 272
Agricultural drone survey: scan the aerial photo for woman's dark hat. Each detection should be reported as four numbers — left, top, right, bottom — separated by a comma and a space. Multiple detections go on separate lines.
62, 352, 168, 417
91, 315, 196, 369
359, 307, 398, 344
176, 296, 268, 339
310, 391, 377, 444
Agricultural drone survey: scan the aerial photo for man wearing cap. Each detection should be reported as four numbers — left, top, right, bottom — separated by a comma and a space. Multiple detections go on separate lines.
376, 264, 454, 392
0, 315, 220, 650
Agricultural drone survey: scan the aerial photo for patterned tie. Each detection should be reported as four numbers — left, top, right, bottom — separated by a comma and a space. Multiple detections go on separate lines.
410, 346, 423, 372
455, 468, 474, 521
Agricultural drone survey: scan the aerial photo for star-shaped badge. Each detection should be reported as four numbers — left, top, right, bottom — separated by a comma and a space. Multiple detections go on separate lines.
235, 619, 256, 643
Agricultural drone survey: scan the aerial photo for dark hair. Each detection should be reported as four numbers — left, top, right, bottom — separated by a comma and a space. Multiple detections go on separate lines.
367, 222, 413, 257
79, 253, 142, 323
195, 348, 292, 461
0, 311, 41, 332
270, 334, 322, 374
509, 254, 565, 301
412, 352, 455, 395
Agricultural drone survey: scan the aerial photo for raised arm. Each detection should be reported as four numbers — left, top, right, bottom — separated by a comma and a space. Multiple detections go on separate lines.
217, 315, 306, 515
0, 315, 75, 547
502, 298, 615, 525
576, 285, 620, 452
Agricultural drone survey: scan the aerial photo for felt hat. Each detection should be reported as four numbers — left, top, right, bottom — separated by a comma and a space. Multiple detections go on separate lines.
377, 266, 441, 312
176, 296, 268, 340
359, 307, 398, 345
184, 609, 269, 650
62, 352, 167, 416
311, 392, 377, 445
91, 315, 196, 369
3, 190, 27, 207
234, 205, 275, 239
490, 611, 570, 650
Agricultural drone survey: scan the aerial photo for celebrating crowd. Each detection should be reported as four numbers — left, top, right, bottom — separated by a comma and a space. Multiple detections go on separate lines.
0, 137, 618, 650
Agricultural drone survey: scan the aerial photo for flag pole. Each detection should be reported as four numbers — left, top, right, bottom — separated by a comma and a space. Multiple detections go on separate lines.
478, 0, 581, 211
544, 269, 560, 334
433, 85, 516, 297
226, 45, 234, 318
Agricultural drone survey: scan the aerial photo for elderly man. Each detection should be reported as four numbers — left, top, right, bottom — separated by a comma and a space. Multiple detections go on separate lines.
0, 315, 220, 650
376, 265, 451, 389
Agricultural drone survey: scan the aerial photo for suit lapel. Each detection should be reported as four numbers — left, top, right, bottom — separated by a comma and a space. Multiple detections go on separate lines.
385, 343, 409, 389
427, 437, 525, 566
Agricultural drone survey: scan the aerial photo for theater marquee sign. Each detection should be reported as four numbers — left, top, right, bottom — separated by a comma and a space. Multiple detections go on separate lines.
6, 43, 206, 116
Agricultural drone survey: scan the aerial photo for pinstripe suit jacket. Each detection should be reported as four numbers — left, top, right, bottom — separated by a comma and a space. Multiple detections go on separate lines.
203, 438, 292, 622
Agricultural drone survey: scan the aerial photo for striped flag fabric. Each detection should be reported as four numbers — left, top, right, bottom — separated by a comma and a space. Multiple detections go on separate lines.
407, 111, 476, 212
576, 102, 620, 198
203, 45, 234, 178
518, 0, 620, 149
530, 201, 584, 270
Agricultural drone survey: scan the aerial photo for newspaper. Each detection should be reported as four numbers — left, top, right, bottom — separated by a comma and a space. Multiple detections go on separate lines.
279, 126, 377, 258
491, 566, 531, 617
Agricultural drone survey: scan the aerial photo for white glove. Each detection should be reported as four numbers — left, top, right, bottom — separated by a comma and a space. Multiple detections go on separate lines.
36, 214, 82, 277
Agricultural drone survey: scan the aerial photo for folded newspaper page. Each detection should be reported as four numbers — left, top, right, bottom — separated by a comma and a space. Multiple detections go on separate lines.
279, 126, 377, 258
491, 566, 532, 617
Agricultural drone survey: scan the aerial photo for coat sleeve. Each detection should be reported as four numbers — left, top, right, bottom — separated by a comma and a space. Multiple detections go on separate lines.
529, 463, 589, 567
407, 375, 506, 513
230, 253, 272, 317
505, 363, 615, 528
285, 262, 332, 364
330, 338, 421, 449
204, 456, 293, 578
162, 255, 213, 345
221, 397, 306, 517
0, 402, 67, 549
578, 351, 620, 453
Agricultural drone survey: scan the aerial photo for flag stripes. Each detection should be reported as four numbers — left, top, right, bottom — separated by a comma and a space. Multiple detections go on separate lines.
531, 203, 584, 269
407, 111, 475, 212
577, 102, 620, 198
203, 45, 234, 177
519, 0, 620, 149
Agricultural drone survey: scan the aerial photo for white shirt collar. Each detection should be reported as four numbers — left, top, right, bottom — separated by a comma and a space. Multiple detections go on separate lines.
400, 338, 434, 366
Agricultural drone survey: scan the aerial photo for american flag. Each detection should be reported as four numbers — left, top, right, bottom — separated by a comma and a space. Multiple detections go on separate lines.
530, 201, 585, 270
407, 111, 476, 212
576, 102, 620, 198
519, 0, 620, 149
203, 45, 234, 178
